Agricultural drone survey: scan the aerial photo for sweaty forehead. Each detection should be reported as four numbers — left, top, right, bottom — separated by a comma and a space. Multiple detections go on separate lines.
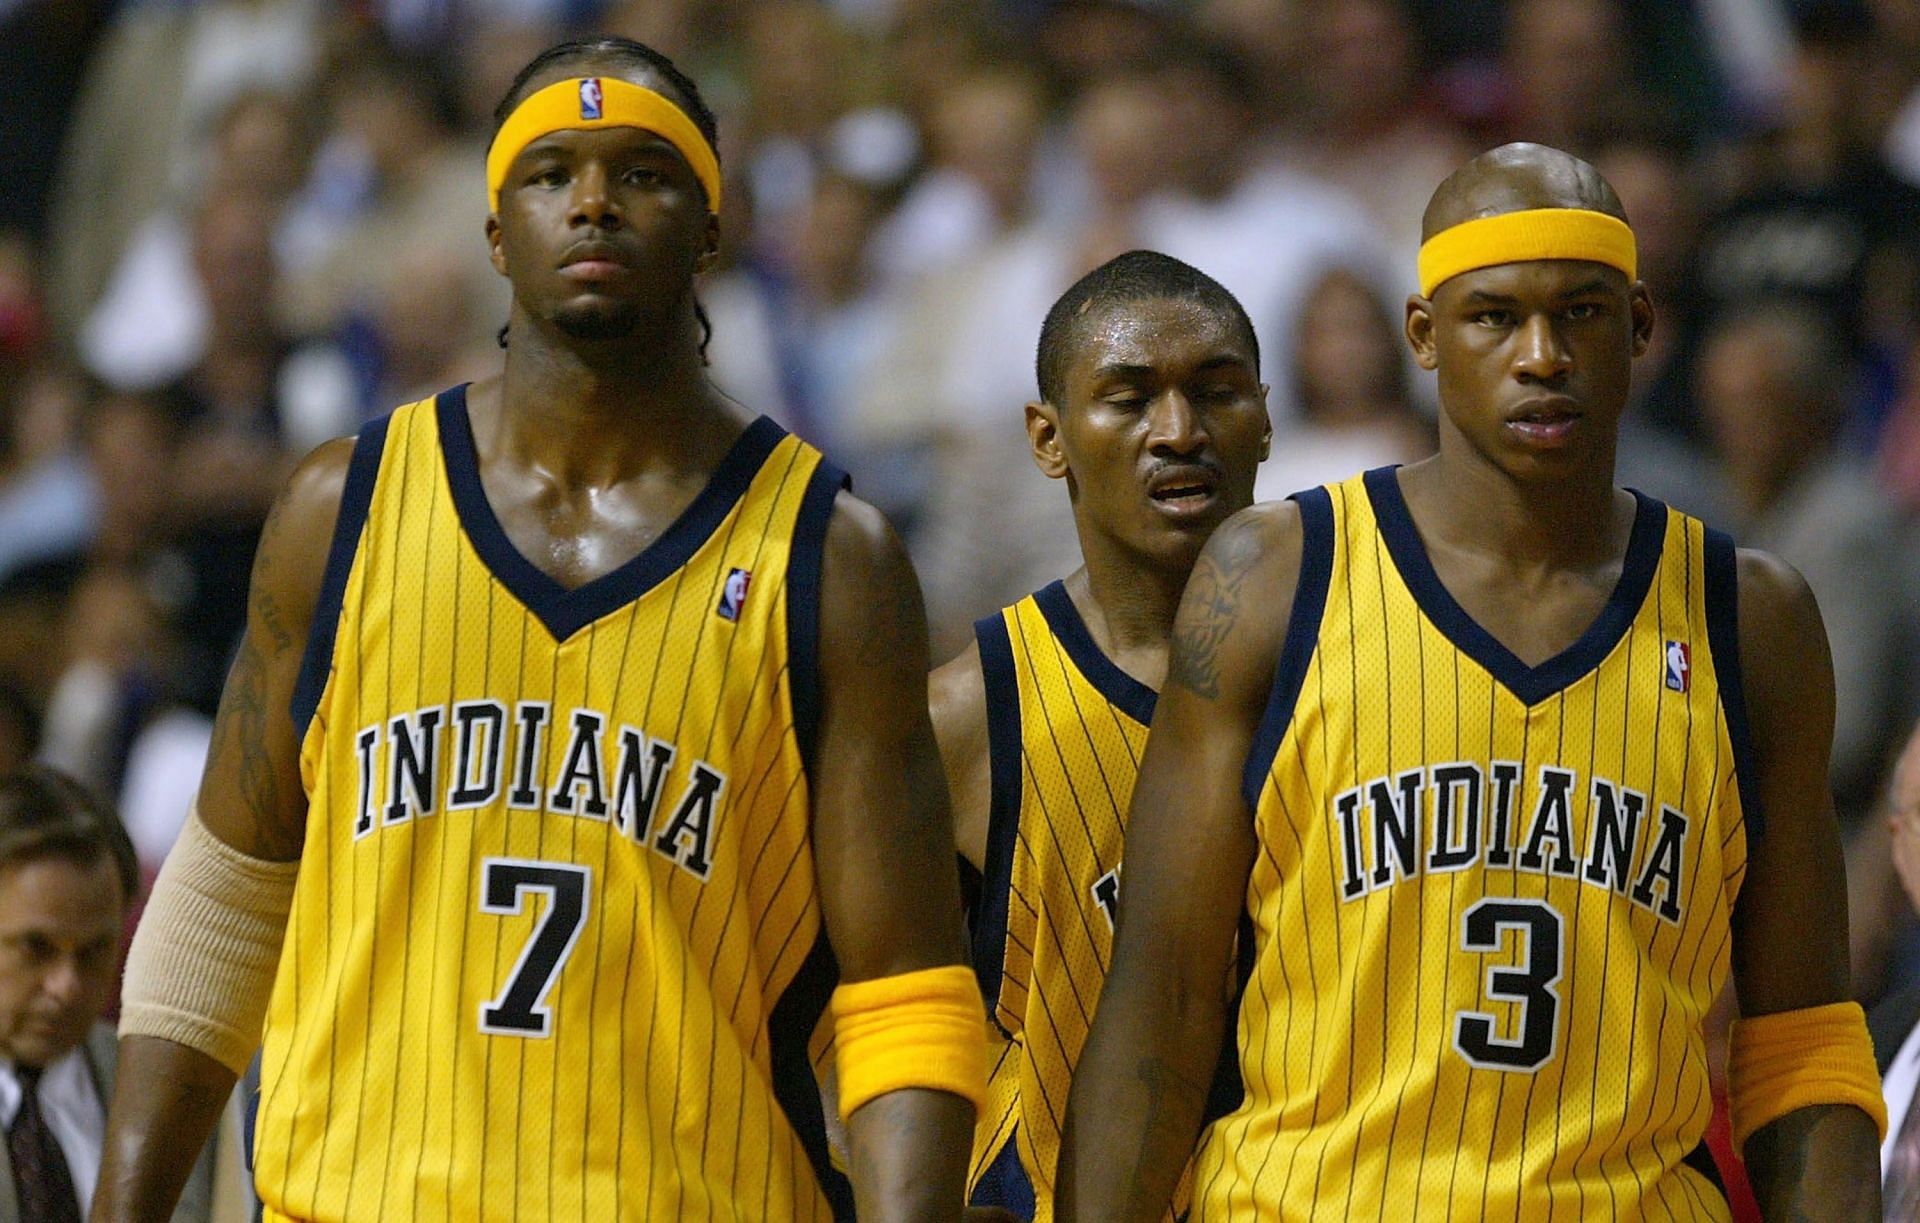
1072, 297, 1253, 376
1422, 143, 1625, 239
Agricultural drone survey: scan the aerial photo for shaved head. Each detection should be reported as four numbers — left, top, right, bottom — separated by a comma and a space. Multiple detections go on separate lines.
1421, 143, 1626, 240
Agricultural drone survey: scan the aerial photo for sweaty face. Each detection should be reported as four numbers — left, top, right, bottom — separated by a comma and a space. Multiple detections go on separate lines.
0, 856, 125, 1067
1412, 258, 1649, 479
1043, 297, 1269, 570
488, 64, 716, 345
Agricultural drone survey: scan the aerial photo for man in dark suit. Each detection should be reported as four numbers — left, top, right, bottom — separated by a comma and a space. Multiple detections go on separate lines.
1875, 722, 1920, 1217
0, 766, 212, 1222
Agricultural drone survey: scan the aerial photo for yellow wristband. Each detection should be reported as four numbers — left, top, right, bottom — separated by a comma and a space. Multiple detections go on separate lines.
831, 964, 988, 1123
1727, 1000, 1887, 1155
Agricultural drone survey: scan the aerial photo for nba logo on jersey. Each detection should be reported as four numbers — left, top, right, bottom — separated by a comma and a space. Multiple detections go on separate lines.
579, 78, 604, 120
718, 568, 752, 621
1664, 640, 1690, 692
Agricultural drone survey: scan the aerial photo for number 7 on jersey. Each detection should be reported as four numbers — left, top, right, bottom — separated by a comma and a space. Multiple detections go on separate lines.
478, 858, 591, 1037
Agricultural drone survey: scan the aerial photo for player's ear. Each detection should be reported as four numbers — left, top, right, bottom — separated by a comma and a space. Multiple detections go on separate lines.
1629, 282, 1655, 359
1258, 384, 1272, 461
694, 211, 721, 274
1406, 294, 1439, 371
1027, 400, 1069, 480
486, 214, 508, 277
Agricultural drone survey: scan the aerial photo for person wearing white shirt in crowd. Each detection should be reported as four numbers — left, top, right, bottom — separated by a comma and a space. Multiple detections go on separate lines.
1877, 721, 1920, 1218
0, 766, 214, 1223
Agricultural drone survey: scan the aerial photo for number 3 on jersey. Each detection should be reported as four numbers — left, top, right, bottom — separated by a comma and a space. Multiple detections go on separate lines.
1452, 898, 1563, 1071
478, 858, 590, 1037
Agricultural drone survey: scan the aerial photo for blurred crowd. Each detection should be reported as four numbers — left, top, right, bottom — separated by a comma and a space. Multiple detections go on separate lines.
1, 0, 1920, 997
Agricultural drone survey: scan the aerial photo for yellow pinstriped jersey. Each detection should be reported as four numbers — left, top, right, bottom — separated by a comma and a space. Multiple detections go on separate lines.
1194, 469, 1752, 1220
967, 582, 1201, 1221
254, 387, 853, 1221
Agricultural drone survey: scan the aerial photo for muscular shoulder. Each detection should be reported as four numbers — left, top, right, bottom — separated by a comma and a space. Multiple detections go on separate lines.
930, 641, 990, 870
1735, 547, 1823, 637
819, 491, 918, 627
817, 489, 933, 694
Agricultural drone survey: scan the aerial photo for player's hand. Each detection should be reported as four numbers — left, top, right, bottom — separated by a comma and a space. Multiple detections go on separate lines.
1888, 720, 1920, 914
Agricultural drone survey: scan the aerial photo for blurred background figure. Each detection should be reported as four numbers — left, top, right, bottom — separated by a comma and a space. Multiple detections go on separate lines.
0, 765, 213, 1221
1694, 301, 1920, 832
1690, 5, 1920, 439
1253, 267, 1430, 503
1874, 720, 1920, 1210
1277, 0, 1473, 270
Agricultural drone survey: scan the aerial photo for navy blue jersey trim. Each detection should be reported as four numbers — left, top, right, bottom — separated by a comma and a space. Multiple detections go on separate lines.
1031, 580, 1158, 727
436, 384, 787, 642
1703, 527, 1764, 845
1682, 1136, 1730, 1204
968, 1126, 1037, 1217
290, 411, 392, 737
972, 611, 1022, 1027
1240, 488, 1335, 810
1364, 466, 1666, 707
958, 852, 984, 937
767, 931, 854, 1220
785, 458, 850, 786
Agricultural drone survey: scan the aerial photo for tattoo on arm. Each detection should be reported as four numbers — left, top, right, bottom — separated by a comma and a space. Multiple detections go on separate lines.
256, 591, 293, 653
1167, 522, 1265, 700
208, 636, 282, 827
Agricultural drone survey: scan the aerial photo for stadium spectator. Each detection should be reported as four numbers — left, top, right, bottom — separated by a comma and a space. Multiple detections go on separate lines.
867, 61, 1051, 289
1696, 302, 1920, 829
1873, 719, 1920, 1211
44, 0, 321, 339
81, 88, 314, 393
1690, 4, 1920, 433
1278, 0, 1474, 270
0, 765, 214, 1221
0, 361, 94, 590
1253, 266, 1430, 502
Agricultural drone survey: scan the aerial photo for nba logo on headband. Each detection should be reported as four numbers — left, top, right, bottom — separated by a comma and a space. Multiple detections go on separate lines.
578, 78, 603, 120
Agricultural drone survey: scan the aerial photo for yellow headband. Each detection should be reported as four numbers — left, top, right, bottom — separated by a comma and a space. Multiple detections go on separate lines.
1417, 207, 1635, 297
487, 76, 721, 213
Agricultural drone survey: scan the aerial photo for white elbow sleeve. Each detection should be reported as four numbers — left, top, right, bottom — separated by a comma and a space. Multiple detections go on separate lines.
119, 806, 298, 1075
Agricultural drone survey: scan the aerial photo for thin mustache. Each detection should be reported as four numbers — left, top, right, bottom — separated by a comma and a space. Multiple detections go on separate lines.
1146, 458, 1223, 481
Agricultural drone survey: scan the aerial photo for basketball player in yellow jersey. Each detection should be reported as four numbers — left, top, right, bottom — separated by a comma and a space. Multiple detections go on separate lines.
1058, 143, 1887, 1220
934, 252, 1270, 1221
94, 36, 985, 1223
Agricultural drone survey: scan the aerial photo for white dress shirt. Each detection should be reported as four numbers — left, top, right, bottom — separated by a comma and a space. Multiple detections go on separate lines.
0, 1048, 105, 1213
1882, 1017, 1920, 1181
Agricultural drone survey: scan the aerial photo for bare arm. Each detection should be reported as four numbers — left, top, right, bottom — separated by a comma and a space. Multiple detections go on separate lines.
93, 441, 350, 1222
812, 494, 975, 1222
1729, 549, 1882, 1220
930, 643, 991, 874
1056, 505, 1299, 1222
